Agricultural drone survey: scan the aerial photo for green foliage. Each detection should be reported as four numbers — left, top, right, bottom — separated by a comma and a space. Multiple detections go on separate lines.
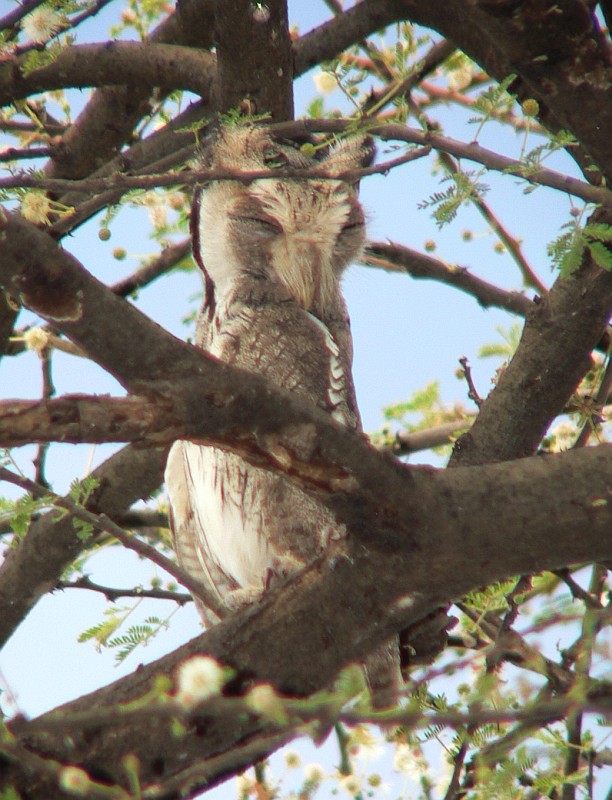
78, 606, 129, 650
68, 475, 99, 506
461, 579, 520, 623
305, 95, 325, 120
383, 381, 442, 421
512, 129, 578, 179
468, 74, 517, 139
107, 617, 168, 663
478, 322, 522, 360
78, 603, 176, 663
21, 33, 75, 77
218, 108, 271, 127
0, 786, 22, 800
0, 495, 37, 540
418, 169, 489, 228
548, 219, 612, 276
369, 381, 469, 453
109, 0, 171, 39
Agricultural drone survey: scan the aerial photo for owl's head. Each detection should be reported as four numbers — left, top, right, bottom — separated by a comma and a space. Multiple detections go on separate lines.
191, 126, 374, 313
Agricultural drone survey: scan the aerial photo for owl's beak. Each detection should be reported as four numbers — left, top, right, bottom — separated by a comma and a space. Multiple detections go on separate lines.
272, 238, 336, 311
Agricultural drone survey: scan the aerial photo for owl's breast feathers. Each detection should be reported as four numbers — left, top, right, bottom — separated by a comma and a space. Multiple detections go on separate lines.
167, 278, 358, 610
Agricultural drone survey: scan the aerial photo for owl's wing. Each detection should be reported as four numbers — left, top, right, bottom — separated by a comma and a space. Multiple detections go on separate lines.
215, 284, 360, 429
165, 441, 234, 626
166, 286, 360, 620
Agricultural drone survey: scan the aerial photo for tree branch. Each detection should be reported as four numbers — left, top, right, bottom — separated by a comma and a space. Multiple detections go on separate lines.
3, 443, 611, 797
275, 120, 612, 209
364, 241, 534, 316
214, 0, 293, 120
0, 43, 215, 106
56, 576, 192, 604
0, 444, 167, 648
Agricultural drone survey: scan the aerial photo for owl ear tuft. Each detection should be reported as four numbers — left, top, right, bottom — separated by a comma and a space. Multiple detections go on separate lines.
321, 134, 376, 177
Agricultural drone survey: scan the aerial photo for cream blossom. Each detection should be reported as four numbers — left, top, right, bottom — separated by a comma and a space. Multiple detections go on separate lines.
313, 71, 338, 95
236, 772, 257, 795
393, 742, 429, 778
245, 683, 288, 725
22, 6, 63, 43
447, 62, 474, 92
23, 327, 50, 354
175, 655, 226, 708
58, 766, 91, 796
20, 191, 53, 225
303, 762, 325, 783
339, 773, 361, 797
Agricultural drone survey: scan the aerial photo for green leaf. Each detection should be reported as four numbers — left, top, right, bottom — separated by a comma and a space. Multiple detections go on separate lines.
587, 239, 612, 271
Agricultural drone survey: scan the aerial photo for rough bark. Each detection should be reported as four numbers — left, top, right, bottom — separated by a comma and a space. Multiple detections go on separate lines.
2, 445, 611, 798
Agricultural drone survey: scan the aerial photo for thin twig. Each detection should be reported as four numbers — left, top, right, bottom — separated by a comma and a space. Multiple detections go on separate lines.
437, 151, 548, 294
0, 467, 225, 619
273, 120, 612, 209
0, 147, 53, 162
458, 356, 483, 408
393, 417, 474, 455
0, 0, 47, 31
56, 575, 192, 604
573, 354, 612, 448
363, 242, 533, 316
0, 148, 430, 194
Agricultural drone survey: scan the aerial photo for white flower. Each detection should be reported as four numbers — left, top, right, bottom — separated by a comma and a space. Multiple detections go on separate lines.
175, 655, 226, 708
339, 774, 361, 796
58, 766, 91, 796
20, 191, 53, 225
448, 62, 474, 92
149, 204, 167, 230
236, 772, 257, 796
348, 724, 384, 761
23, 327, 50, 354
393, 743, 429, 779
245, 683, 288, 725
313, 71, 338, 95
303, 762, 325, 783
22, 6, 63, 42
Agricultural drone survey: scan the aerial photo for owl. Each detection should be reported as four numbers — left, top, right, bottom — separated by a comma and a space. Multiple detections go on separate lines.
165, 125, 399, 704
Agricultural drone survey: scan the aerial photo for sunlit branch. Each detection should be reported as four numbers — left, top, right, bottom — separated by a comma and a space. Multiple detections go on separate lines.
364, 241, 533, 316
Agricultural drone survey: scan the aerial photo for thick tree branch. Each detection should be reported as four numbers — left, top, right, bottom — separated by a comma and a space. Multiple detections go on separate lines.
451, 253, 612, 466
42, 0, 216, 181
0, 43, 216, 107
2, 444, 611, 798
0, 395, 163, 446
214, 0, 293, 120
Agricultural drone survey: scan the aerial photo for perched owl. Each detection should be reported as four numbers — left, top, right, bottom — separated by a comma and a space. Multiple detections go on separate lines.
165, 125, 399, 704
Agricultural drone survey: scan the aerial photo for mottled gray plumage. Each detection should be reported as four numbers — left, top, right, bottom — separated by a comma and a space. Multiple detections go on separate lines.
165, 126, 399, 703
